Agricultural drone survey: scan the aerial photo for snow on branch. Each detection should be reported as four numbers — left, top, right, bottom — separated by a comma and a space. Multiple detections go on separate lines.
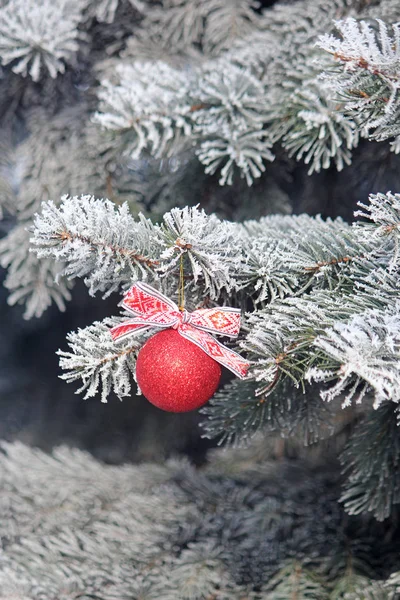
0, 224, 72, 319
0, 0, 85, 81
245, 279, 400, 410
93, 62, 195, 161
157, 205, 242, 298
58, 317, 145, 402
239, 214, 363, 303
319, 18, 400, 83
5, 435, 395, 597
87, 0, 146, 23
93, 9, 396, 184
31, 194, 159, 297
0, 440, 374, 598
318, 18, 400, 142
240, 191, 400, 406
139, 0, 263, 56
31, 196, 244, 302
266, 50, 359, 175
194, 60, 274, 184
308, 303, 400, 408
94, 58, 274, 186
31, 191, 400, 405
354, 191, 400, 271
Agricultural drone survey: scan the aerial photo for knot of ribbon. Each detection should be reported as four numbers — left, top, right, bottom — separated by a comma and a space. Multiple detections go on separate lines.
110, 282, 249, 379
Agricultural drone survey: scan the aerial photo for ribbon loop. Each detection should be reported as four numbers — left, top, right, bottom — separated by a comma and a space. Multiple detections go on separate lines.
110, 282, 250, 379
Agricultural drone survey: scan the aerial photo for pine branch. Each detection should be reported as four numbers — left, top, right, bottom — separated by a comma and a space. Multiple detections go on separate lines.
31, 198, 244, 301
31, 194, 158, 297
58, 316, 147, 402
263, 560, 329, 599
157, 205, 242, 298
33, 191, 400, 406
201, 378, 333, 447
340, 403, 400, 521
239, 214, 363, 304
318, 19, 400, 143
0, 0, 86, 81
137, 0, 263, 56
266, 49, 359, 175
308, 302, 400, 408
93, 62, 195, 161
90, 2, 398, 185
243, 192, 400, 407
0, 224, 72, 319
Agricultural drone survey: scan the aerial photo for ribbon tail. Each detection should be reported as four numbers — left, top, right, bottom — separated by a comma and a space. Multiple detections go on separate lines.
179, 326, 250, 379
110, 319, 150, 342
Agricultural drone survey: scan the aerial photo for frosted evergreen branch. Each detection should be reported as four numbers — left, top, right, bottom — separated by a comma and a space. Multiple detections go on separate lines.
58, 317, 146, 402
1, 107, 146, 317
92, 7, 383, 183
36, 191, 400, 403
270, 86, 358, 174
0, 441, 395, 598
15, 108, 114, 221
263, 561, 329, 599
197, 127, 274, 186
340, 403, 400, 521
242, 192, 400, 404
0, 0, 85, 81
194, 59, 274, 185
201, 378, 333, 447
319, 18, 400, 85
0, 224, 72, 319
318, 19, 400, 142
94, 58, 275, 186
93, 62, 195, 161
245, 282, 400, 409
266, 50, 359, 175
138, 0, 263, 56
308, 303, 400, 408
355, 192, 400, 268
243, 294, 343, 395
157, 205, 243, 298
32, 198, 245, 302
239, 214, 364, 304
31, 195, 159, 297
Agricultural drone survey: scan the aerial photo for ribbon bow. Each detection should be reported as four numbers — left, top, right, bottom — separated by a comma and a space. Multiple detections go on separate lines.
110, 282, 249, 379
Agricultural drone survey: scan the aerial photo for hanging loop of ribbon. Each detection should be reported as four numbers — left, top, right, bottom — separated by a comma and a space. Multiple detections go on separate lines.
110, 282, 250, 379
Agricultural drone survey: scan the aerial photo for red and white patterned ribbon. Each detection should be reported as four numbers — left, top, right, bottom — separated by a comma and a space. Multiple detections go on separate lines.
110, 282, 250, 379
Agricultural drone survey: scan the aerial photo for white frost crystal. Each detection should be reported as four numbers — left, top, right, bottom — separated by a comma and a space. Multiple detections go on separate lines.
0, 0, 84, 81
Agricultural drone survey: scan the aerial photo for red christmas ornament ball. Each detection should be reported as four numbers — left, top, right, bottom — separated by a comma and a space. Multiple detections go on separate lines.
135, 329, 222, 412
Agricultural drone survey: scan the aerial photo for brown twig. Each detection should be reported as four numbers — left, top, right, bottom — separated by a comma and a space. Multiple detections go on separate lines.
304, 254, 357, 273
58, 231, 159, 268
99, 346, 137, 365
330, 50, 399, 84
175, 237, 193, 250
